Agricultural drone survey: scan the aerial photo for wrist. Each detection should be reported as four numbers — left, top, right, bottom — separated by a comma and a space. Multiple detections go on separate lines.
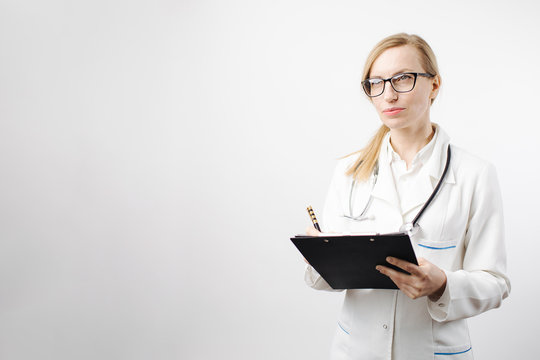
428, 272, 447, 301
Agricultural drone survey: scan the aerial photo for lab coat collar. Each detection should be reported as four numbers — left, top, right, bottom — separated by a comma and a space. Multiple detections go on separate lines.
370, 123, 455, 215
403, 124, 456, 216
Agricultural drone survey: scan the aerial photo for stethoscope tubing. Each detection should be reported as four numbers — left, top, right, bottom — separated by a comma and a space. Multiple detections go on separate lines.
410, 145, 451, 228
346, 145, 451, 230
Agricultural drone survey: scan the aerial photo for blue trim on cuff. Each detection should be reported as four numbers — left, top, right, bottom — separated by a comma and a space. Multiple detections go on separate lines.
337, 322, 350, 335
435, 347, 472, 355
418, 244, 457, 250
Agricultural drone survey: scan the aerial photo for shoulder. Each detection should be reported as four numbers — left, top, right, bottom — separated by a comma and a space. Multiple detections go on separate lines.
450, 145, 497, 175
449, 145, 500, 191
327, 153, 359, 191
332, 151, 373, 184
334, 153, 359, 175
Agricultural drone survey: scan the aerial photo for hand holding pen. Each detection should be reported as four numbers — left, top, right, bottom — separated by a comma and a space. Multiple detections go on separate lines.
304, 206, 322, 265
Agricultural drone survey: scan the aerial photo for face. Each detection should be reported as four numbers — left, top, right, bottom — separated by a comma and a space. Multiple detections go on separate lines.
368, 45, 440, 132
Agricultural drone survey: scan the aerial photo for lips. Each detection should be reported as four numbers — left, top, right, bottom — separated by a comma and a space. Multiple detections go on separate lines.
383, 107, 405, 115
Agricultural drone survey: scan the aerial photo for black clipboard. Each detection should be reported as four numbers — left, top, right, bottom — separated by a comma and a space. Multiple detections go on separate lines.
291, 233, 418, 289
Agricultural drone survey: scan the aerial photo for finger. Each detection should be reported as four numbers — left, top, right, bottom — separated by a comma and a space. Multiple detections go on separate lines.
399, 283, 422, 299
378, 265, 426, 294
377, 267, 418, 298
417, 257, 431, 266
382, 271, 423, 298
396, 275, 431, 299
305, 226, 321, 236
386, 257, 422, 276
376, 265, 412, 285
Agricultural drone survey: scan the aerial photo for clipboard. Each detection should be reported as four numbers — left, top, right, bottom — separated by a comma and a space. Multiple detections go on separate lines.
291, 232, 418, 289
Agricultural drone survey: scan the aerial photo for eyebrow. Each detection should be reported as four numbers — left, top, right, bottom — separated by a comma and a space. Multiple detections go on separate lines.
370, 69, 415, 79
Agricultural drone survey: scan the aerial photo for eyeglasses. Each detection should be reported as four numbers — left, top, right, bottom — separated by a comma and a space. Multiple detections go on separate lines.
362, 72, 434, 97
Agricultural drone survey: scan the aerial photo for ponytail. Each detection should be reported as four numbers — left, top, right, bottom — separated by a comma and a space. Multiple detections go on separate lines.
344, 125, 389, 182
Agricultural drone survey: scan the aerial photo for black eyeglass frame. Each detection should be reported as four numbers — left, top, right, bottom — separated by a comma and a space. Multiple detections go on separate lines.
362, 72, 435, 97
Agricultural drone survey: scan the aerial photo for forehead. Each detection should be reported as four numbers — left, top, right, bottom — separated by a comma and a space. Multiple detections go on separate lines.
369, 45, 424, 78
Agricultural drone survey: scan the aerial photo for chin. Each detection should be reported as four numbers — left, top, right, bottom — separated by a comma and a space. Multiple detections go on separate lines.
380, 116, 410, 130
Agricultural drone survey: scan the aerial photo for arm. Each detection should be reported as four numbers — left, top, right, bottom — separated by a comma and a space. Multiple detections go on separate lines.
377, 163, 510, 321
303, 225, 343, 292
427, 163, 510, 322
303, 162, 348, 292
305, 264, 342, 291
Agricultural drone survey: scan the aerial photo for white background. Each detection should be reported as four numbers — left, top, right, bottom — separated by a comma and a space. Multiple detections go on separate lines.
0, 1, 538, 359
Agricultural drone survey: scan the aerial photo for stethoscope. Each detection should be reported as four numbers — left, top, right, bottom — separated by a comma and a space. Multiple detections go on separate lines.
343, 145, 451, 235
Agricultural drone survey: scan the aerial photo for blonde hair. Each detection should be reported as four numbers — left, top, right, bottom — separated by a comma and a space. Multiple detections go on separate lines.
345, 33, 441, 182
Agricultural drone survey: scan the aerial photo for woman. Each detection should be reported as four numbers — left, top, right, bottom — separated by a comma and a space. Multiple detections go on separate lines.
304, 33, 510, 360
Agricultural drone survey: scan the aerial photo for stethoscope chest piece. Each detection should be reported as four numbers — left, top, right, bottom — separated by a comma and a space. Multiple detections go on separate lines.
399, 222, 418, 236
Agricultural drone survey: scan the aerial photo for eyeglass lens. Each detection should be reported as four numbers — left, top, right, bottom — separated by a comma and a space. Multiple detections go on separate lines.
363, 73, 416, 97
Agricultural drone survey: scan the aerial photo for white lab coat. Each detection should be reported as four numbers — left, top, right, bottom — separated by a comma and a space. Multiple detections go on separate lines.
305, 125, 510, 360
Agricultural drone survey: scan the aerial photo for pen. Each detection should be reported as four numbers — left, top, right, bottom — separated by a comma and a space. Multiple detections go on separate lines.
306, 205, 322, 232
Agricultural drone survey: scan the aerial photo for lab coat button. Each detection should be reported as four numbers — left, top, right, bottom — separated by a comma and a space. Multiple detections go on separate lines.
438, 303, 445, 307
383, 324, 388, 330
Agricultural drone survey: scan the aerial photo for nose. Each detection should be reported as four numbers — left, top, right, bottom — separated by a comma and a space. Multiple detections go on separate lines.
383, 80, 398, 102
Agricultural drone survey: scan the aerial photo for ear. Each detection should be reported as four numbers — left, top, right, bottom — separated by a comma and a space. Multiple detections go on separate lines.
430, 75, 441, 100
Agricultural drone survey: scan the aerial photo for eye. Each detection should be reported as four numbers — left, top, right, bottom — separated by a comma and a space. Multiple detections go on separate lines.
369, 79, 383, 85
394, 74, 413, 82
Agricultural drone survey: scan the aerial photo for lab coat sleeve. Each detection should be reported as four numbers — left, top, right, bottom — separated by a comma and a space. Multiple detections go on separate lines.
427, 163, 511, 322
303, 160, 348, 292
304, 264, 342, 291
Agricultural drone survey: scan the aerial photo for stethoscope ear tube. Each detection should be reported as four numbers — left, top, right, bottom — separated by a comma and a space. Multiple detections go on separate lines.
347, 163, 378, 221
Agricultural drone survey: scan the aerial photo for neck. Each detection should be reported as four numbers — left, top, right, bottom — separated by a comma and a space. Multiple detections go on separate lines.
389, 122, 435, 168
